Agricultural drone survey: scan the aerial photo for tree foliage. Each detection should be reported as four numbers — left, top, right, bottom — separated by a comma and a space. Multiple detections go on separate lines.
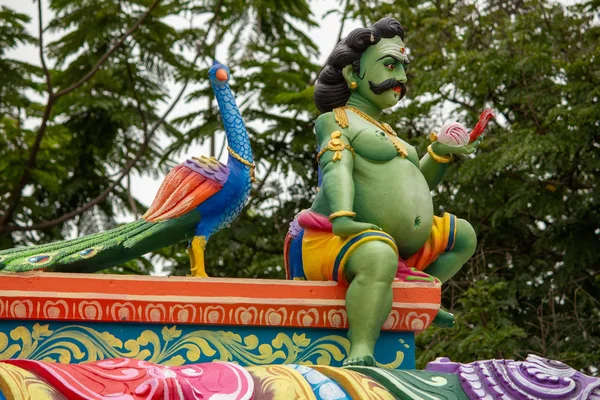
0, 0, 597, 372
367, 0, 600, 373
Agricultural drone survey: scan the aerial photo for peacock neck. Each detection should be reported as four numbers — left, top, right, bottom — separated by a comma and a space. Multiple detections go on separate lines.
212, 82, 253, 164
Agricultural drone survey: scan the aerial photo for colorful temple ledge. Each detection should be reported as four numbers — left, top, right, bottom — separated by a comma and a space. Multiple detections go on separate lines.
1, 355, 598, 399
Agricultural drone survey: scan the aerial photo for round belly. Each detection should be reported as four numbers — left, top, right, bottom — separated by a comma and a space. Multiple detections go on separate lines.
353, 156, 434, 257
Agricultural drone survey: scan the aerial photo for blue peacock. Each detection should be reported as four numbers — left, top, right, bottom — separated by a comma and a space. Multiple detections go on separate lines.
0, 61, 254, 277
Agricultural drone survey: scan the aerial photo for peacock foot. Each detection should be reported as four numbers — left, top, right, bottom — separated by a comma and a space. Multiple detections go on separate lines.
189, 257, 209, 278
188, 236, 209, 278
432, 308, 455, 328
189, 268, 209, 278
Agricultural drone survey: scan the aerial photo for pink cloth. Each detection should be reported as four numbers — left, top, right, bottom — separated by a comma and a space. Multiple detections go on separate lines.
297, 210, 333, 232
395, 259, 440, 283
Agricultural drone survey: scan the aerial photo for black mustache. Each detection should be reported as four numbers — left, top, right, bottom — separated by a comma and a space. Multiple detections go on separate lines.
368, 79, 407, 97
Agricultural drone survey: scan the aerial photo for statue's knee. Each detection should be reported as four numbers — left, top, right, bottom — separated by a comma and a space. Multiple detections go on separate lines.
456, 219, 477, 257
346, 241, 397, 284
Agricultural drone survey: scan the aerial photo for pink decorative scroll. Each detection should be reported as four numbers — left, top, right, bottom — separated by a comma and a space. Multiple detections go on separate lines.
4, 358, 254, 400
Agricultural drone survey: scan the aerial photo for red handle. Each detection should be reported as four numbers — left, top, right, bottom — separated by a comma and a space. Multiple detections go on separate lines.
469, 108, 495, 143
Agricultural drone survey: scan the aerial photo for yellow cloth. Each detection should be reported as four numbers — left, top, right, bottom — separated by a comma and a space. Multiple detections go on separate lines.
406, 212, 457, 271
301, 229, 398, 285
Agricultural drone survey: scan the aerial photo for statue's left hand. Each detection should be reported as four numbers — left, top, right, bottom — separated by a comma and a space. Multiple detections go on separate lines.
431, 137, 483, 156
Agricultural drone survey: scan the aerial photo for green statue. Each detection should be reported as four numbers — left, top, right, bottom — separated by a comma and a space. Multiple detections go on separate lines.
284, 17, 492, 366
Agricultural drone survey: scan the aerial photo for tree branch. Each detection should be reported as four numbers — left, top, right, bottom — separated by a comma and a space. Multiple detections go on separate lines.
357, 0, 367, 26
0, 98, 54, 234
38, 0, 53, 95
54, 0, 160, 98
249, 109, 300, 206
126, 173, 139, 217
309, 0, 350, 86
252, 159, 277, 199
335, 0, 351, 44
125, 58, 148, 134
217, 133, 227, 159
4, 0, 225, 234
0, 0, 161, 235
7, 139, 151, 232
143, 0, 224, 136
439, 91, 478, 114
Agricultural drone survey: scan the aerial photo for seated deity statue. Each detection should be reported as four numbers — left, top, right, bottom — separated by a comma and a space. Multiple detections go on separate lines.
284, 17, 486, 366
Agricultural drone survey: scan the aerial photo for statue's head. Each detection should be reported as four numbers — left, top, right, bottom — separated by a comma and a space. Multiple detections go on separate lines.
314, 17, 409, 113
208, 60, 230, 86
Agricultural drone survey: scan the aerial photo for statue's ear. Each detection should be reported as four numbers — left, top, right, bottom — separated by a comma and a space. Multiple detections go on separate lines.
342, 64, 357, 86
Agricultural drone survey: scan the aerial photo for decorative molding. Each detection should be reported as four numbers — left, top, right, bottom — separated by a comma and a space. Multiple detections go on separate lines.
0, 322, 411, 369
3, 358, 254, 400
426, 355, 600, 399
1, 355, 595, 400
0, 272, 440, 331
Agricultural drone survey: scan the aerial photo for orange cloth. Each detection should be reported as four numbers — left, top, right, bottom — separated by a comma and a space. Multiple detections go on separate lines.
406, 213, 457, 271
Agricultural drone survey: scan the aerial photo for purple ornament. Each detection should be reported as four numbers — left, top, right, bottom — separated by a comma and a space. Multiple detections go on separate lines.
426, 354, 600, 399
288, 214, 302, 238
184, 157, 230, 184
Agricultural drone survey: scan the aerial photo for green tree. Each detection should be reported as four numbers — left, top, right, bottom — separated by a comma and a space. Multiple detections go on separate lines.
1, 0, 598, 373
365, 0, 599, 373
0, 0, 320, 276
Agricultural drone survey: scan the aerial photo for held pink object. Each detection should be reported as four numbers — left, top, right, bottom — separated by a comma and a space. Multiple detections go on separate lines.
435, 109, 495, 147
437, 122, 470, 147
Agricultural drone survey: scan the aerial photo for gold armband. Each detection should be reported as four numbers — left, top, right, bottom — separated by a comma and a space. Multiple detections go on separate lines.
427, 144, 453, 164
329, 210, 356, 221
316, 131, 356, 163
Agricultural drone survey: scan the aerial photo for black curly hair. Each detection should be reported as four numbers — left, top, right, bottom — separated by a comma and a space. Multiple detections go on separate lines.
314, 17, 405, 113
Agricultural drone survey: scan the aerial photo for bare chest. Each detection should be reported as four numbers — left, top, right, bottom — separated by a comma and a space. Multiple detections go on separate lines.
348, 122, 419, 166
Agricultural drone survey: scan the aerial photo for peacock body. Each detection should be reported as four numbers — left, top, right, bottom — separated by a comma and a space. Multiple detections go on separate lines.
0, 61, 254, 277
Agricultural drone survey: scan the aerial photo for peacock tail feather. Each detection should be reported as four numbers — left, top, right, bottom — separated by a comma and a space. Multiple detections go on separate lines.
0, 212, 199, 273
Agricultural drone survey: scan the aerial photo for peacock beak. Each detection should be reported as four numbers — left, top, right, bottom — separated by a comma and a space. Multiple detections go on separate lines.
216, 68, 228, 81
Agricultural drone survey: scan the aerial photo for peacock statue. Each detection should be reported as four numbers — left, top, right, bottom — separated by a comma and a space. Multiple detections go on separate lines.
0, 61, 254, 277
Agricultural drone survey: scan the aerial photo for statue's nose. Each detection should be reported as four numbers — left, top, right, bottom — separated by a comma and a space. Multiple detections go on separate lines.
396, 68, 407, 83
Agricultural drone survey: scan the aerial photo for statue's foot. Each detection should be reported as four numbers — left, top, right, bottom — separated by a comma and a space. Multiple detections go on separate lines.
344, 343, 377, 367
343, 354, 376, 367
395, 261, 440, 284
432, 308, 455, 328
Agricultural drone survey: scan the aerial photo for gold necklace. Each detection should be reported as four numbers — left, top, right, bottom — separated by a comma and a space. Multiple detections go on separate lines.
227, 146, 257, 183
342, 106, 408, 158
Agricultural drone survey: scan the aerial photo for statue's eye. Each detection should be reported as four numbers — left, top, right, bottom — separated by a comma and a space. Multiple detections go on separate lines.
386, 63, 396, 71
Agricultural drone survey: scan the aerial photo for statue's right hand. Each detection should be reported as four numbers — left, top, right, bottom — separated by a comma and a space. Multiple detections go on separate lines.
332, 217, 382, 237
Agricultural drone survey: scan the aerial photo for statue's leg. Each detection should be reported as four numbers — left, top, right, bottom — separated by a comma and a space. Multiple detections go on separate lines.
343, 240, 398, 366
188, 236, 209, 277
424, 218, 476, 283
